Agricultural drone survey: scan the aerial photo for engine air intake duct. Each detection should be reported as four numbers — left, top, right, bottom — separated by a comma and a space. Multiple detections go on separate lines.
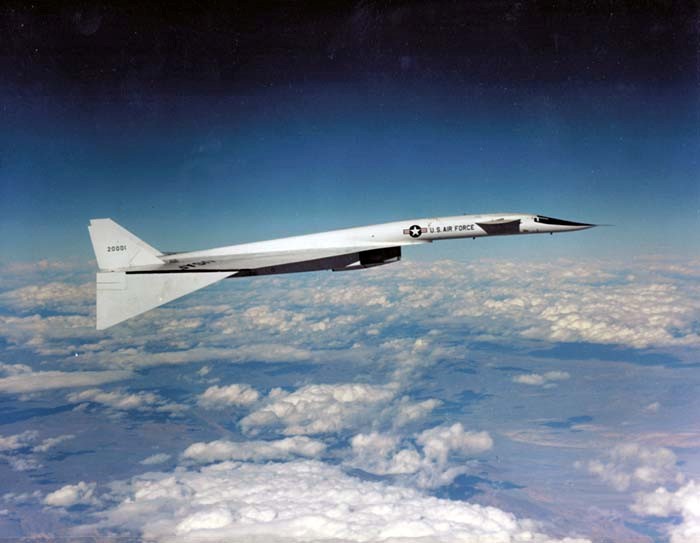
359, 246, 401, 267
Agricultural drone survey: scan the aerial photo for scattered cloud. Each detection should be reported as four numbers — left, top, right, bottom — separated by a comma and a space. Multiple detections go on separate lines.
644, 401, 661, 413
66, 388, 184, 414
183, 436, 327, 463
0, 314, 98, 352
240, 383, 397, 435
417, 423, 494, 463
0, 260, 89, 290
0, 281, 92, 313
70, 343, 314, 369
348, 423, 493, 488
513, 371, 570, 386
0, 366, 131, 394
577, 442, 683, 491
237, 379, 446, 467
0, 430, 38, 451
631, 480, 700, 543
4, 456, 42, 471
44, 481, 98, 508
0, 363, 33, 376
140, 453, 171, 466
393, 397, 442, 427
415, 423, 493, 488
32, 434, 76, 453
3, 490, 42, 505
197, 383, 260, 409
0, 431, 75, 472
349, 431, 420, 475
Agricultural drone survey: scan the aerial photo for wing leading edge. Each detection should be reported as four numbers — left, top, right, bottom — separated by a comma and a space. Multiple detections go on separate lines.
89, 219, 415, 329
129, 245, 413, 274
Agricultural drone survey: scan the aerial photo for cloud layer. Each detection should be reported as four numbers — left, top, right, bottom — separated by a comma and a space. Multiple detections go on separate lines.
0, 364, 131, 394
1, 256, 698, 541
2, 258, 699, 375
87, 459, 590, 543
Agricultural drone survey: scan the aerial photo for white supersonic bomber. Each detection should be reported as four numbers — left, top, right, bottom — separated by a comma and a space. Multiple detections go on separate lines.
88, 213, 595, 329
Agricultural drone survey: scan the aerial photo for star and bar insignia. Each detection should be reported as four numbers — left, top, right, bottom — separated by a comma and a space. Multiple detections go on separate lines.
403, 225, 427, 238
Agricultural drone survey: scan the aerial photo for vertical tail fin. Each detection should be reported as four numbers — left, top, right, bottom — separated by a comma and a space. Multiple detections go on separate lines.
88, 218, 164, 271
88, 219, 231, 330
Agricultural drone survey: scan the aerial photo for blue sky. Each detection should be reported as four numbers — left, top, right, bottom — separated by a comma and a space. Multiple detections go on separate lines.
2, 80, 698, 262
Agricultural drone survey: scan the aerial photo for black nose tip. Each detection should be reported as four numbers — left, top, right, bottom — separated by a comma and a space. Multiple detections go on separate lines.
536, 216, 594, 227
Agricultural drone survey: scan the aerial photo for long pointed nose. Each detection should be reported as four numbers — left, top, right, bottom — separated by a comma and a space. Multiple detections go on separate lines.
535, 215, 597, 232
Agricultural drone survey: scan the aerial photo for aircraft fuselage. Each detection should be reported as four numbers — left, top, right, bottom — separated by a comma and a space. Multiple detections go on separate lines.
169, 213, 594, 263
88, 212, 596, 329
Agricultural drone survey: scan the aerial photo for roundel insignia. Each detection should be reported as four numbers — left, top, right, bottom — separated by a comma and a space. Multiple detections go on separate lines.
408, 224, 422, 238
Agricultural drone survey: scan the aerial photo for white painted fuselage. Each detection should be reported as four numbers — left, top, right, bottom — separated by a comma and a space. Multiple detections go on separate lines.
167, 213, 593, 264
88, 212, 595, 329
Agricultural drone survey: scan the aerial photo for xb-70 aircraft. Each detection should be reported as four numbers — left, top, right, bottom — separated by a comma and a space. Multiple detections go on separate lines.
88, 213, 595, 329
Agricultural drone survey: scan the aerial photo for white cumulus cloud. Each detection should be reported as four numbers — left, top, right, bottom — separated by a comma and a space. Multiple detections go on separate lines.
417, 423, 494, 463
393, 397, 442, 427
83, 459, 590, 543
140, 453, 171, 466
631, 480, 700, 543
513, 371, 570, 386
197, 383, 260, 409
349, 432, 423, 476
578, 442, 683, 492
67, 388, 184, 414
44, 481, 98, 508
348, 423, 493, 488
183, 436, 327, 463
240, 383, 397, 435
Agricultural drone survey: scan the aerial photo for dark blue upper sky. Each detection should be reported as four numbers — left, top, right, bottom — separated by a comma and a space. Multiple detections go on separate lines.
1, 2, 698, 260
